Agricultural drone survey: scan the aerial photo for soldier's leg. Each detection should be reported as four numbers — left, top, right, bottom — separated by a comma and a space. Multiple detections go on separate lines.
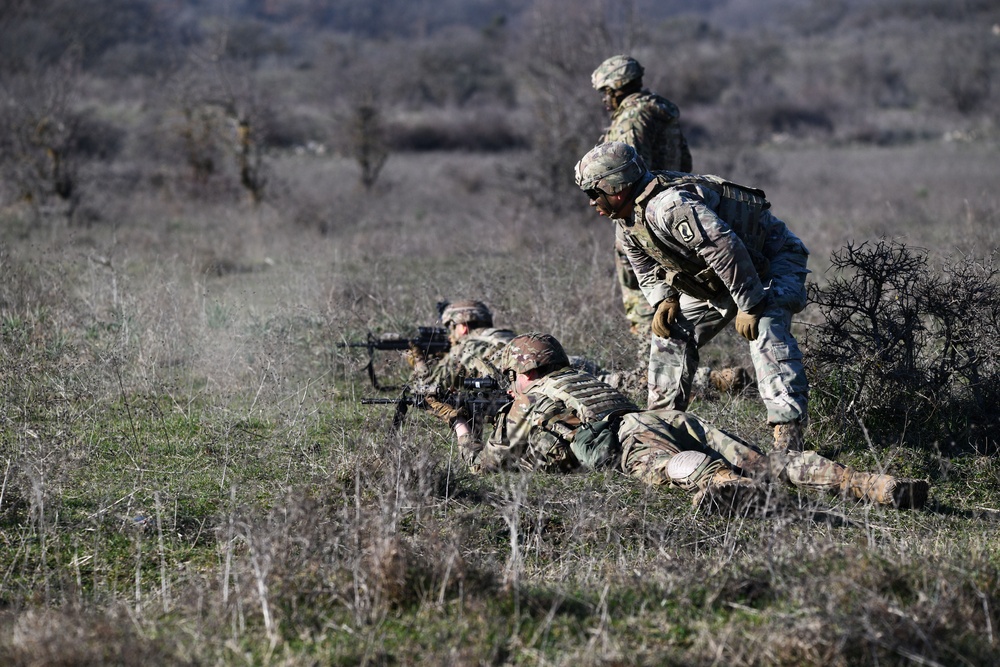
767, 450, 929, 508
647, 296, 733, 411
616, 410, 763, 485
749, 252, 810, 447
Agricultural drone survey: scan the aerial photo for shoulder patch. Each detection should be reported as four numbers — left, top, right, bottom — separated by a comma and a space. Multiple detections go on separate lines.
675, 217, 698, 245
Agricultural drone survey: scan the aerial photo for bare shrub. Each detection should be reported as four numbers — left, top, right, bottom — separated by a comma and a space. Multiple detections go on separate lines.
806, 239, 1000, 452
508, 0, 614, 211
387, 110, 527, 152
0, 54, 83, 219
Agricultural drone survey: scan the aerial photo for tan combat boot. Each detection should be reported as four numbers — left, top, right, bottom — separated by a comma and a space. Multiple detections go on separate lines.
773, 419, 806, 452
709, 367, 753, 394
839, 470, 929, 509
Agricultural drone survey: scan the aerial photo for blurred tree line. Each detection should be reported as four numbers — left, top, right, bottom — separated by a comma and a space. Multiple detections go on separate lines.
0, 0, 998, 222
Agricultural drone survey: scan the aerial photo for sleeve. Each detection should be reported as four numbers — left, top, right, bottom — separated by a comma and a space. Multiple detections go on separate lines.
646, 188, 766, 312
617, 108, 655, 170
617, 223, 678, 308
425, 346, 465, 392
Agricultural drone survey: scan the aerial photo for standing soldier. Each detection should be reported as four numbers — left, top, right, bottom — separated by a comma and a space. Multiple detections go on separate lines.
574, 142, 811, 451
465, 333, 928, 511
591, 55, 692, 338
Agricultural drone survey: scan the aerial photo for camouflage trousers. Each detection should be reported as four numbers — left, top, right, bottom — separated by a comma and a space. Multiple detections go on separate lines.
615, 409, 846, 492
647, 250, 809, 425
615, 237, 655, 336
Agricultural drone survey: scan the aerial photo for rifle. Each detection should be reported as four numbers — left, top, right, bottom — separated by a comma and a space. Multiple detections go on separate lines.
361, 376, 511, 433
338, 326, 451, 390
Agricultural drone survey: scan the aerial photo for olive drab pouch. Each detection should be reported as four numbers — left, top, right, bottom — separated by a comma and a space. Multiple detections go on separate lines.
570, 418, 620, 469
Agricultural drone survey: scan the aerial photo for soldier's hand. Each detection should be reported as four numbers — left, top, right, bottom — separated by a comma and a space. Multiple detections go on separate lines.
424, 395, 466, 425
651, 296, 680, 338
403, 344, 428, 372
734, 301, 767, 341
457, 432, 483, 453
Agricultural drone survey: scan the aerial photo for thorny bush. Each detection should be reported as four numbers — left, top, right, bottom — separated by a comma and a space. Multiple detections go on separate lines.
806, 239, 1000, 453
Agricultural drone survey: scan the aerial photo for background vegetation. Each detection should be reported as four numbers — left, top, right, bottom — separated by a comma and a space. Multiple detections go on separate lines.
2, 0, 1000, 664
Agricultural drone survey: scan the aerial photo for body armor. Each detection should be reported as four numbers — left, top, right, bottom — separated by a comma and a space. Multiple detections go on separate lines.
626, 172, 772, 301
534, 368, 639, 424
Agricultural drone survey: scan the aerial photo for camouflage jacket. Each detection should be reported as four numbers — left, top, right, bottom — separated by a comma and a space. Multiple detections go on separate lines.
424, 327, 516, 391
599, 90, 692, 173
618, 172, 808, 312
472, 367, 638, 474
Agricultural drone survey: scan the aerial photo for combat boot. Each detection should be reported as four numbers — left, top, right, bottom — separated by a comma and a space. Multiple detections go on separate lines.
709, 367, 753, 394
838, 469, 929, 509
773, 419, 806, 452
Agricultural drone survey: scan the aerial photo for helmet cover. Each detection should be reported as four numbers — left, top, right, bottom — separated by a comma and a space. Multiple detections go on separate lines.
574, 141, 647, 195
501, 333, 570, 374
591, 55, 644, 91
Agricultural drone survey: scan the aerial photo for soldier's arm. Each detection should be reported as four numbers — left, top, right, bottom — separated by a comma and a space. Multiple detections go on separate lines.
648, 188, 766, 311
620, 108, 657, 170
617, 224, 678, 308
425, 346, 464, 391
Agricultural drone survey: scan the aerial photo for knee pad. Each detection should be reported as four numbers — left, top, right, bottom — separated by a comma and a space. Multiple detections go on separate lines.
666, 450, 719, 490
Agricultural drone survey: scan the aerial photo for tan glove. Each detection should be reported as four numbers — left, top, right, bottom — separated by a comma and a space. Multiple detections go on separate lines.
651, 296, 680, 338
734, 301, 767, 341
423, 396, 461, 424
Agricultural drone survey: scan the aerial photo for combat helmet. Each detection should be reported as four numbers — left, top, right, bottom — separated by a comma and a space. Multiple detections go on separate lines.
591, 55, 644, 91
440, 300, 493, 327
575, 141, 647, 196
501, 333, 570, 375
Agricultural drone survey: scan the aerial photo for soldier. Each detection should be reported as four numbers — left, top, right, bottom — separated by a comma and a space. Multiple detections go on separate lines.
463, 333, 928, 511
591, 55, 692, 338
406, 300, 517, 443
575, 141, 811, 451
409, 300, 516, 389
408, 300, 632, 445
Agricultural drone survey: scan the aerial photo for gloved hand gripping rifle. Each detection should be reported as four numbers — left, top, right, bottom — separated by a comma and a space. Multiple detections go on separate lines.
361, 376, 511, 433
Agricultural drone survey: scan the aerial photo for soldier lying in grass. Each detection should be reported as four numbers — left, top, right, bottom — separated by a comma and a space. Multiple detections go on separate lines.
457, 332, 929, 513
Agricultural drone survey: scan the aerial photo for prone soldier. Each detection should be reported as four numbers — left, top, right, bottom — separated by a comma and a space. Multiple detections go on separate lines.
467, 333, 929, 511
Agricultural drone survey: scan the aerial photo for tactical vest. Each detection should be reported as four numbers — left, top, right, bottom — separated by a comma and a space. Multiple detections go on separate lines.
626, 173, 771, 301
536, 368, 639, 425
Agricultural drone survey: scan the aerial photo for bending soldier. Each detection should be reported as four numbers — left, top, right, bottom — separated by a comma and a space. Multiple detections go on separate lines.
575, 141, 811, 451
466, 333, 928, 511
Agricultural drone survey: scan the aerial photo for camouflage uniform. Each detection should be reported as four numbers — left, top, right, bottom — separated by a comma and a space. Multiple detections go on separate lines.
592, 55, 692, 335
576, 142, 810, 431
469, 334, 927, 509
422, 327, 516, 391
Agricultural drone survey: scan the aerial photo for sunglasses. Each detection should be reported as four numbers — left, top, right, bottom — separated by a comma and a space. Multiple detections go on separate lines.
584, 188, 604, 200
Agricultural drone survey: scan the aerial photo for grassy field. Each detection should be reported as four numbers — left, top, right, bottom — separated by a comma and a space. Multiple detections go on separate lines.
3, 139, 1000, 665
